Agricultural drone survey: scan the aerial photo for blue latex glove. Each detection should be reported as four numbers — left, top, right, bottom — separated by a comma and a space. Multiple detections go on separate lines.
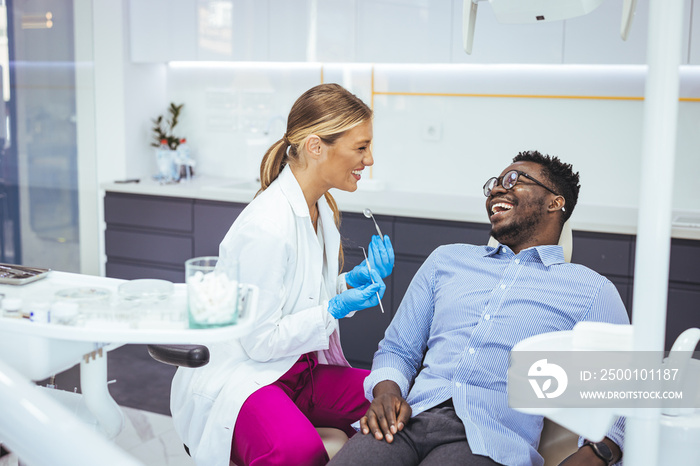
329, 270, 385, 319
368, 235, 395, 279
345, 261, 373, 289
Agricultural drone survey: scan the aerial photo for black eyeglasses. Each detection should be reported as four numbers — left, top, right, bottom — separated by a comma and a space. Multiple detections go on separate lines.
483, 170, 559, 197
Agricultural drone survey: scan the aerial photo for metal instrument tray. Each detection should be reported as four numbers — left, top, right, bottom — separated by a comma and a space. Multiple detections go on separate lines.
0, 263, 51, 285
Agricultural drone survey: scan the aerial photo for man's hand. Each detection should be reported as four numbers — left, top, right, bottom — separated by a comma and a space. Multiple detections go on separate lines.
359, 380, 412, 443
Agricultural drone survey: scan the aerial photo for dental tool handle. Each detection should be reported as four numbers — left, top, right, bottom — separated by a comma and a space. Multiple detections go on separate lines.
361, 247, 385, 314
371, 216, 383, 238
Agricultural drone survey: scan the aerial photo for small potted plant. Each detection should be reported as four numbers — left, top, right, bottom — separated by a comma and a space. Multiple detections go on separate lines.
151, 103, 186, 182
151, 102, 185, 150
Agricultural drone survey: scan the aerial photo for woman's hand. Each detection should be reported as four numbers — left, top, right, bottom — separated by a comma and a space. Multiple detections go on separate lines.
329, 270, 385, 318
345, 261, 372, 288
345, 235, 395, 289
368, 235, 394, 278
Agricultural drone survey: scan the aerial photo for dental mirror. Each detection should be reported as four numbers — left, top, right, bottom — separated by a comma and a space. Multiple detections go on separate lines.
363, 208, 383, 238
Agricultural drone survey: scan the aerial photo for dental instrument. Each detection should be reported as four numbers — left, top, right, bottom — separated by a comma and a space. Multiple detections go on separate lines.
363, 208, 383, 238
360, 246, 384, 314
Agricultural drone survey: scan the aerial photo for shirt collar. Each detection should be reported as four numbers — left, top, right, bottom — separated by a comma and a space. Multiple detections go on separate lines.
484, 243, 566, 266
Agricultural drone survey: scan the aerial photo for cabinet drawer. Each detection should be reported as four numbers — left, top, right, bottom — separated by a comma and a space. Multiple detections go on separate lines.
339, 309, 392, 370
670, 239, 700, 285
106, 261, 185, 282
666, 284, 700, 351
393, 218, 490, 257
194, 201, 245, 256
105, 193, 193, 232
571, 231, 633, 277
105, 229, 192, 265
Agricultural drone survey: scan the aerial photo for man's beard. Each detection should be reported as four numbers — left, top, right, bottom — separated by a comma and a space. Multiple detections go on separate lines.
490, 201, 545, 246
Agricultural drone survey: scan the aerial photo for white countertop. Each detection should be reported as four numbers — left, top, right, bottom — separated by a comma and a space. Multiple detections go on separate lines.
101, 176, 700, 240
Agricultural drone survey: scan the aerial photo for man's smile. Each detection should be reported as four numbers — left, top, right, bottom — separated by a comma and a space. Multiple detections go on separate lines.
490, 202, 513, 216
488, 196, 516, 220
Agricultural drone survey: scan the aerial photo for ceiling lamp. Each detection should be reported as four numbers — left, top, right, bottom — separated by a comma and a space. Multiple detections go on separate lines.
463, 0, 638, 54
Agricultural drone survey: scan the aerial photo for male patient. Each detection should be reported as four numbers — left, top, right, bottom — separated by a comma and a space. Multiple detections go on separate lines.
329, 151, 629, 466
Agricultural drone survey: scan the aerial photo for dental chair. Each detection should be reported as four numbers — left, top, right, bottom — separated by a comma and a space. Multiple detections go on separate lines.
151, 220, 577, 465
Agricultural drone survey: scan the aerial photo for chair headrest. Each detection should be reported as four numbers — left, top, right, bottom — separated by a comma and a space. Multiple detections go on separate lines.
487, 219, 572, 263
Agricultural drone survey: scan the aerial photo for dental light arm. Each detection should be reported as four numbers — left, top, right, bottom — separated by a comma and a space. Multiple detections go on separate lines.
462, 0, 481, 55
463, 0, 637, 54
621, 0, 638, 40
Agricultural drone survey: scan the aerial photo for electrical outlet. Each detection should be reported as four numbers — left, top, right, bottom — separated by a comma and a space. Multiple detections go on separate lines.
423, 121, 442, 141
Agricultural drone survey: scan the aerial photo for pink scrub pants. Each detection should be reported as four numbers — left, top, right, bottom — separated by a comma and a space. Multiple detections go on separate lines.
230, 353, 370, 466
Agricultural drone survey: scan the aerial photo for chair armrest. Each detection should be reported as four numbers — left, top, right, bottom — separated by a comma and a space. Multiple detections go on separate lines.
146, 344, 210, 368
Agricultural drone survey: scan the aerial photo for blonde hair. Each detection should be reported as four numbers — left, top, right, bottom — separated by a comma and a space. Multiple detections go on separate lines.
258, 83, 372, 270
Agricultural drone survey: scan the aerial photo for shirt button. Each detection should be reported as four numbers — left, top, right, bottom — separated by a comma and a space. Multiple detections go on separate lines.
455, 382, 462, 388
469, 348, 475, 355
500, 284, 506, 289
484, 314, 491, 320
515, 259, 520, 264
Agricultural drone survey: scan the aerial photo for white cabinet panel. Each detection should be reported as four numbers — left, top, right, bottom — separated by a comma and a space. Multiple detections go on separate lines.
130, 0, 694, 65
268, 0, 311, 62
563, 0, 690, 65
198, 0, 269, 61
356, 0, 453, 63
129, 0, 198, 62
316, 0, 358, 62
130, 0, 270, 62
450, 0, 564, 64
689, 0, 700, 64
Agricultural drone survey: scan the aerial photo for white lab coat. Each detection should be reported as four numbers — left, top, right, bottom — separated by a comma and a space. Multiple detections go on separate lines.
170, 166, 351, 466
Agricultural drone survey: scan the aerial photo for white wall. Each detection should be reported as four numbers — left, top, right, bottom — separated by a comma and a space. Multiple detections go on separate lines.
113, 0, 700, 220
150, 62, 699, 214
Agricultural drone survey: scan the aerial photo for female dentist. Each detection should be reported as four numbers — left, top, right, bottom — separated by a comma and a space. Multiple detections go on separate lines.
171, 83, 394, 466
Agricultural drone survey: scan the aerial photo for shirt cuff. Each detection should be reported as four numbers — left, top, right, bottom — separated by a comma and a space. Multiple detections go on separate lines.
363, 367, 412, 401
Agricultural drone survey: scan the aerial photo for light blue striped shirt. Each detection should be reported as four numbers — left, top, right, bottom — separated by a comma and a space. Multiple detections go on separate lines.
364, 243, 630, 466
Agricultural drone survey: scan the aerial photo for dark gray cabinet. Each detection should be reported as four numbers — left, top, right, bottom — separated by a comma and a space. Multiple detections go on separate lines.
193, 201, 244, 257
571, 233, 700, 350
571, 231, 636, 314
667, 239, 700, 350
104, 192, 245, 282
104, 192, 700, 361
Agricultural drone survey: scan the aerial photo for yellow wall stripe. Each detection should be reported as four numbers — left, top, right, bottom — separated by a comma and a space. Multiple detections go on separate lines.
372, 90, 700, 102
373, 91, 642, 101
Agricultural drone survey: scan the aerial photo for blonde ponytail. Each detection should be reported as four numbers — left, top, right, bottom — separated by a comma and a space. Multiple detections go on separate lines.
257, 138, 290, 196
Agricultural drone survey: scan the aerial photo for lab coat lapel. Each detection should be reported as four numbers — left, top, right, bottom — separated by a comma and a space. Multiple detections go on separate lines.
278, 165, 323, 279
318, 194, 340, 293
